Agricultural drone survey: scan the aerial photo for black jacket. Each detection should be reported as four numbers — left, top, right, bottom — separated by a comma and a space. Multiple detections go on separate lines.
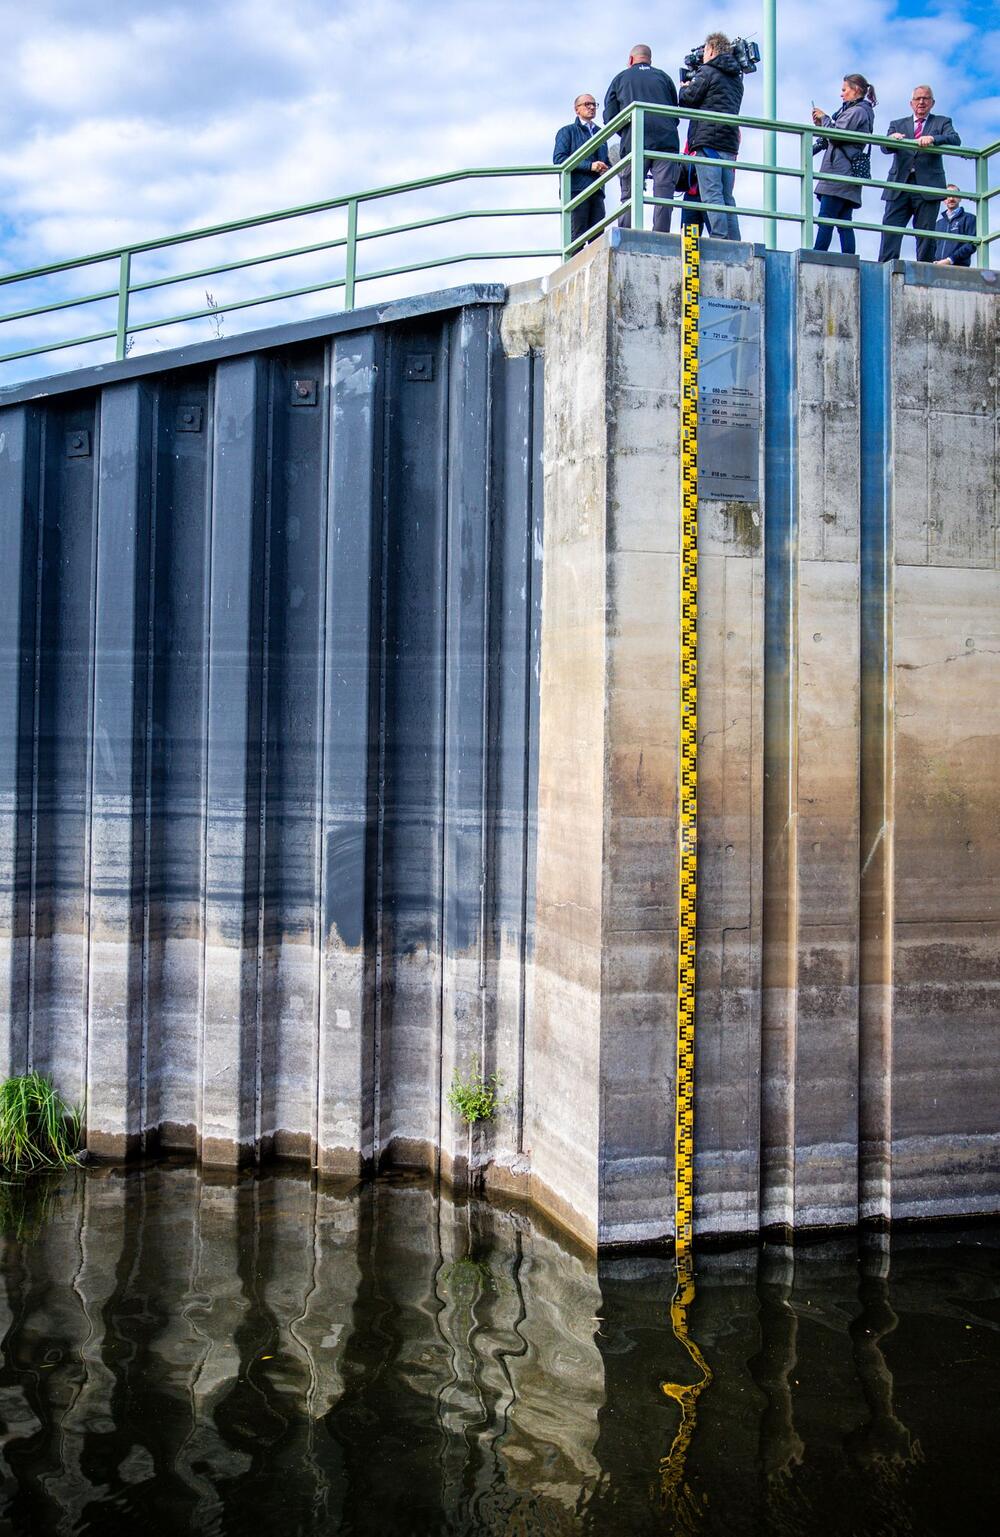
934, 205, 976, 265
553, 119, 611, 199
679, 53, 744, 154
880, 113, 961, 201
604, 63, 679, 155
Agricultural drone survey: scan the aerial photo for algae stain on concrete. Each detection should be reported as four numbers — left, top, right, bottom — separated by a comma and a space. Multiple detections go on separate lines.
716, 499, 762, 552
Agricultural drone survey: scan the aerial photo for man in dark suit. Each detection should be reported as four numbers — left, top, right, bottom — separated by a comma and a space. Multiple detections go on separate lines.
553, 93, 611, 250
878, 85, 961, 262
604, 44, 680, 231
934, 185, 977, 266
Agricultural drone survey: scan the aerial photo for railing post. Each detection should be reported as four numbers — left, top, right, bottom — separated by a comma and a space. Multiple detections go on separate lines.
801, 130, 814, 250
976, 151, 989, 270
561, 166, 572, 259
115, 250, 131, 360
345, 199, 358, 310
763, 0, 778, 248
631, 108, 645, 230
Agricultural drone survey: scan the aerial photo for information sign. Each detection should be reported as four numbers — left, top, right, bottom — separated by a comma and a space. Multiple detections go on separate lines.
697, 298, 761, 503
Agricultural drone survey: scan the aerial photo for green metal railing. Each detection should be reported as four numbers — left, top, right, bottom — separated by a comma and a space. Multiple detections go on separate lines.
559, 103, 1000, 262
0, 101, 997, 381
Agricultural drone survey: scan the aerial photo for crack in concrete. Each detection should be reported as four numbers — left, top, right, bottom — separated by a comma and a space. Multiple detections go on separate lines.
897, 647, 1000, 672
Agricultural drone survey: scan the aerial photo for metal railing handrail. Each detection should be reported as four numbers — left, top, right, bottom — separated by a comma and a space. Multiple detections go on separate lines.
0, 99, 996, 380
0, 162, 556, 290
556, 100, 986, 173
561, 101, 997, 261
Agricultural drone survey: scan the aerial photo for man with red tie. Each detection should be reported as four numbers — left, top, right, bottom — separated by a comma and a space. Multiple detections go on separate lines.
878, 86, 961, 262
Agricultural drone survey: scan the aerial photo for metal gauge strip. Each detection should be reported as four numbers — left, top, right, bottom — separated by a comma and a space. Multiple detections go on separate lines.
676, 223, 700, 1260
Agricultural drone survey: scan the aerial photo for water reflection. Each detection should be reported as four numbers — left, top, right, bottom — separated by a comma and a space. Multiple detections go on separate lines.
0, 1167, 996, 1536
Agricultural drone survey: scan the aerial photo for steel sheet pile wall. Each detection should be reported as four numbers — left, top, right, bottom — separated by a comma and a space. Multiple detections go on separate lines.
0, 294, 543, 1180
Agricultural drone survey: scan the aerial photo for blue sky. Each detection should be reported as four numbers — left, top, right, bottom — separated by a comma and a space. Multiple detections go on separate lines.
0, 1, 997, 371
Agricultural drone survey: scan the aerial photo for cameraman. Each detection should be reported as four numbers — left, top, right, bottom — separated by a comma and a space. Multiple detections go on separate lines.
679, 33, 744, 239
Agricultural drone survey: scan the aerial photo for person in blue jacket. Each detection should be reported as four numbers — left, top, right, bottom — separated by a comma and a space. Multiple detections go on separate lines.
554, 93, 611, 249
934, 186, 977, 266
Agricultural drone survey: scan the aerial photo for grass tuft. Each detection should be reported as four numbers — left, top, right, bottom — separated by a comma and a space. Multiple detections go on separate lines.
0, 1074, 81, 1173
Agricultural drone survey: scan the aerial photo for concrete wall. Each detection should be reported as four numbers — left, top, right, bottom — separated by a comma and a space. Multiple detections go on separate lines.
0, 239, 997, 1252
521, 230, 999, 1247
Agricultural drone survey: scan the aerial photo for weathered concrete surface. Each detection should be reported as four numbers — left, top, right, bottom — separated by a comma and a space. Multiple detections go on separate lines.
529, 234, 999, 1248
525, 234, 765, 1248
762, 255, 863, 1235
880, 274, 1000, 1221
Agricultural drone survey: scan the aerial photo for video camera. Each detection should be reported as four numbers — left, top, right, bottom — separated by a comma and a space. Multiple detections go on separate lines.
679, 37, 761, 84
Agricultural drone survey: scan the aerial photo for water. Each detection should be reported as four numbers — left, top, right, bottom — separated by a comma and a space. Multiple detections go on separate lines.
0, 1165, 996, 1537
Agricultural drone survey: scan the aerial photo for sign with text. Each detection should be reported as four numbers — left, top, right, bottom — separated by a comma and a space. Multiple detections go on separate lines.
697, 298, 761, 503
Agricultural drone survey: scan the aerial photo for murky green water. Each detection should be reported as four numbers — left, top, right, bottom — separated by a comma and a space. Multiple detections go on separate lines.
0, 1165, 996, 1536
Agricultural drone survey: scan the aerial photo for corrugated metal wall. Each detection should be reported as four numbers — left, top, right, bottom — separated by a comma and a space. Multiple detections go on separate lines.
0, 290, 543, 1176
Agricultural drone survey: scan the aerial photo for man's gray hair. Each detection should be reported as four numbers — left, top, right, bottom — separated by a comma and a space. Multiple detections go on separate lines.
705, 32, 732, 53
630, 43, 652, 61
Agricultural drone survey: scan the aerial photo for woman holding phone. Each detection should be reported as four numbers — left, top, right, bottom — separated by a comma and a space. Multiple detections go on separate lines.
811, 75, 877, 252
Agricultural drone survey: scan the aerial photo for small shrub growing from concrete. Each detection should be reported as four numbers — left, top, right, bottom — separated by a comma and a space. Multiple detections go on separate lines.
447, 1060, 503, 1125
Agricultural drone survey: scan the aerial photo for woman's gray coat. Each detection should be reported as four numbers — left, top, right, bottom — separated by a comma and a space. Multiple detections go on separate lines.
813, 98, 875, 204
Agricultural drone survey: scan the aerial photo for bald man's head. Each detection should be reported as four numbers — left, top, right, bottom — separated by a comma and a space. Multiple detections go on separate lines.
630, 44, 652, 63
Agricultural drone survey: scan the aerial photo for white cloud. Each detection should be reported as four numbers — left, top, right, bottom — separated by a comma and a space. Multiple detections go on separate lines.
0, 1, 997, 377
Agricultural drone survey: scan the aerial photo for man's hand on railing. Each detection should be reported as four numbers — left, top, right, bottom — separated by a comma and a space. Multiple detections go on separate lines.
591, 161, 609, 174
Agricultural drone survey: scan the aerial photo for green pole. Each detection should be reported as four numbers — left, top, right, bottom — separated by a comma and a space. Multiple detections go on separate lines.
115, 251, 131, 360
763, 0, 778, 248
975, 152, 989, 270
561, 167, 572, 259
345, 200, 358, 310
631, 108, 645, 230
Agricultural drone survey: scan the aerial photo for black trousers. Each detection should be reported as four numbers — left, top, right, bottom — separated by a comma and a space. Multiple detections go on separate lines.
618, 155, 681, 232
570, 190, 606, 248
878, 190, 940, 262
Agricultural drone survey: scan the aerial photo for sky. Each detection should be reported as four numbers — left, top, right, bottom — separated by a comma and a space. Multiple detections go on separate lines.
0, 0, 998, 377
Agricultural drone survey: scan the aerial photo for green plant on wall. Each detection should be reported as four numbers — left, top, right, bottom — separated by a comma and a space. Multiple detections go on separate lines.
447, 1059, 503, 1125
0, 1074, 81, 1173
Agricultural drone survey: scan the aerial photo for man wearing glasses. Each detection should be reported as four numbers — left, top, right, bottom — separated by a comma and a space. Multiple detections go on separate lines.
553, 94, 611, 250
878, 86, 961, 262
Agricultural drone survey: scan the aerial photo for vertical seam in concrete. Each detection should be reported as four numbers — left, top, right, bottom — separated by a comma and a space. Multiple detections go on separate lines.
515, 353, 540, 1156
596, 247, 614, 1244
761, 247, 799, 1233
858, 259, 895, 1224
